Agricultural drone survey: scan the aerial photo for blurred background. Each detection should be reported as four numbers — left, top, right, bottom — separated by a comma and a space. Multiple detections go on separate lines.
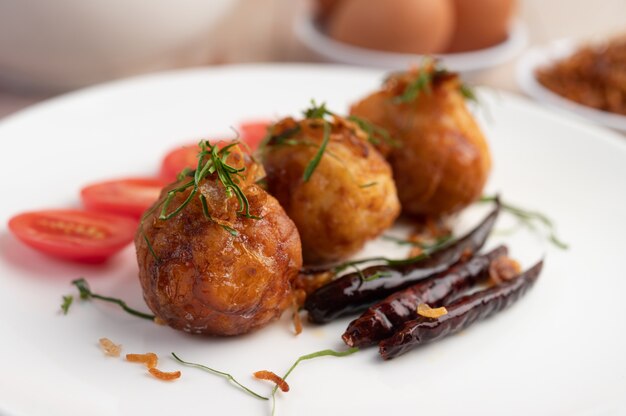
0, 0, 624, 129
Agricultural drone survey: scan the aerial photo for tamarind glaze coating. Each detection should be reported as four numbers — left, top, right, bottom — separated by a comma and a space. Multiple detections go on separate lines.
135, 147, 302, 336
343, 245, 508, 348
350, 67, 492, 216
262, 116, 400, 264
379, 260, 544, 360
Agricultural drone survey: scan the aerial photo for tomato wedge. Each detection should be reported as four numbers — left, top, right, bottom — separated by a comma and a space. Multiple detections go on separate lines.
159, 121, 269, 182
159, 143, 203, 182
81, 177, 166, 218
159, 139, 233, 182
239, 120, 270, 151
8, 210, 137, 263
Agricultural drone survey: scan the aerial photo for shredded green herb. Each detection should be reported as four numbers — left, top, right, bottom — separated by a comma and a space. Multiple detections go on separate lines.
459, 83, 478, 102
300, 101, 334, 182
266, 101, 399, 183
142, 231, 161, 262
71, 278, 155, 321
60, 295, 73, 315
394, 65, 433, 104
139, 140, 258, 259
333, 235, 452, 274
480, 195, 568, 249
158, 140, 258, 221
176, 167, 194, 181
361, 270, 393, 282
171, 353, 268, 400
265, 125, 302, 147
333, 252, 430, 274
303, 101, 333, 119
346, 115, 399, 148
302, 120, 331, 182
270, 348, 359, 416
382, 234, 453, 249
391, 61, 478, 105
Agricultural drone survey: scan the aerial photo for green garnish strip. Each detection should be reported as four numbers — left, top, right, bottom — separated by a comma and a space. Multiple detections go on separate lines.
392, 60, 477, 104
60, 295, 73, 315
270, 347, 359, 416
266, 101, 396, 182
382, 234, 453, 248
346, 115, 399, 148
139, 139, 260, 261
302, 120, 331, 182
157, 140, 256, 222
70, 278, 155, 321
169, 347, 359, 416
333, 235, 453, 274
480, 195, 568, 249
394, 64, 433, 104
171, 353, 268, 401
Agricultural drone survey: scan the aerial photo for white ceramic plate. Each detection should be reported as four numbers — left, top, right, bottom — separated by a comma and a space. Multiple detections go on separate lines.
516, 38, 626, 133
1, 65, 625, 416
295, 16, 528, 76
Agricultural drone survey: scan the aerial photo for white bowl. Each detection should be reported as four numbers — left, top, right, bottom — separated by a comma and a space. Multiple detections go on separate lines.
0, 0, 239, 92
516, 38, 626, 133
295, 15, 528, 76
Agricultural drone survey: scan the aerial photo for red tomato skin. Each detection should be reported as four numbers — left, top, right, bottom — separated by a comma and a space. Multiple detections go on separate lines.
239, 120, 270, 151
159, 143, 201, 182
81, 177, 167, 219
159, 123, 268, 182
8, 210, 137, 263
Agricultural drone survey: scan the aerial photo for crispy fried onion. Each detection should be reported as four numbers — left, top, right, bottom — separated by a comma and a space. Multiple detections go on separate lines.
126, 352, 158, 369
99, 338, 122, 357
489, 256, 522, 285
149, 368, 181, 381
417, 303, 448, 319
253, 370, 290, 392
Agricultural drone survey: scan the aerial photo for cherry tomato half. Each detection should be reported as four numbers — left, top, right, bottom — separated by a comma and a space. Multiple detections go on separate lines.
239, 120, 270, 151
81, 177, 167, 218
159, 121, 269, 182
159, 143, 203, 182
159, 139, 232, 182
8, 210, 137, 263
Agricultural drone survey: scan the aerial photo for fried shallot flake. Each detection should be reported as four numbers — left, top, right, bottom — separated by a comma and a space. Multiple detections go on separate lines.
293, 271, 334, 301
126, 352, 158, 369
417, 303, 448, 319
292, 296, 303, 336
406, 217, 452, 258
489, 256, 522, 285
148, 368, 181, 381
99, 338, 122, 357
253, 370, 290, 392
407, 246, 424, 258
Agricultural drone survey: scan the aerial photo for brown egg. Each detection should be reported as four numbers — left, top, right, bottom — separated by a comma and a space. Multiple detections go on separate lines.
447, 0, 517, 52
328, 0, 455, 54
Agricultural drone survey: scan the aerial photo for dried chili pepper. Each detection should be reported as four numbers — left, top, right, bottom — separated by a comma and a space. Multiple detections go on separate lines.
379, 260, 543, 360
342, 245, 508, 347
304, 204, 500, 323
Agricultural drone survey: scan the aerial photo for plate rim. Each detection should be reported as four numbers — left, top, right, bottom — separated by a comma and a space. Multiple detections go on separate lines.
2, 63, 624, 155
